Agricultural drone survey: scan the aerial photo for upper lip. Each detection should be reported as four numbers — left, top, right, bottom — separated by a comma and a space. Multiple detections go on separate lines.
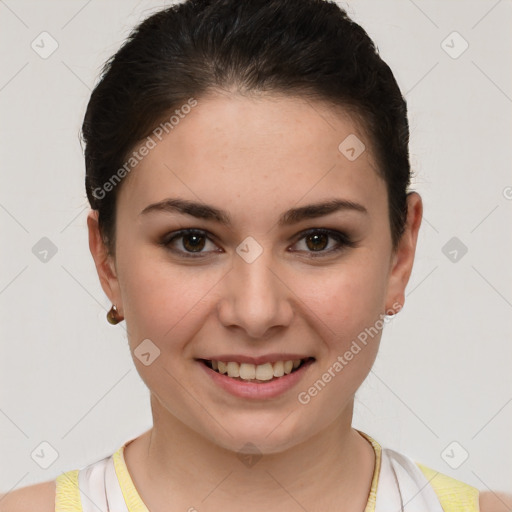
197, 354, 315, 365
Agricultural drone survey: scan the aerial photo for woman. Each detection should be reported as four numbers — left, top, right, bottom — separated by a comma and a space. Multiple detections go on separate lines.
1, 0, 509, 510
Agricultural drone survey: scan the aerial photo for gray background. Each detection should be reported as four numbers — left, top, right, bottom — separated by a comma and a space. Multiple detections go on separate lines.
1, 0, 511, 495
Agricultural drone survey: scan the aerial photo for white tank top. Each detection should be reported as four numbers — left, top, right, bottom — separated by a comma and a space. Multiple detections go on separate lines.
75, 446, 446, 512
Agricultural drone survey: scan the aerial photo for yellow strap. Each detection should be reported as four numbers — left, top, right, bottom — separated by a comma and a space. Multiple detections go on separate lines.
417, 462, 480, 511
53, 447, 480, 512
55, 469, 82, 512
358, 430, 382, 512
113, 446, 150, 512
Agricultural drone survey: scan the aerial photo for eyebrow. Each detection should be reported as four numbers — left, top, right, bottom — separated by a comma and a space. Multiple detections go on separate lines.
139, 197, 368, 226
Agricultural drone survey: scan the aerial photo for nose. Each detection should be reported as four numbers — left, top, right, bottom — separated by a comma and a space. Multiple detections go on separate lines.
216, 249, 294, 340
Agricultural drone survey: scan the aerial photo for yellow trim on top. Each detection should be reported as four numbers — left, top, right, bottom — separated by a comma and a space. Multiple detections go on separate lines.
357, 430, 382, 512
356, 430, 481, 512
113, 433, 382, 512
113, 444, 150, 512
55, 469, 82, 512
54, 433, 480, 512
115, 433, 383, 512
417, 462, 480, 512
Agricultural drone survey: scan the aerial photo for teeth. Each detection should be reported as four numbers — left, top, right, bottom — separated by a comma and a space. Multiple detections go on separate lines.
255, 363, 274, 381
273, 361, 284, 377
239, 363, 256, 380
227, 361, 240, 378
209, 358, 306, 381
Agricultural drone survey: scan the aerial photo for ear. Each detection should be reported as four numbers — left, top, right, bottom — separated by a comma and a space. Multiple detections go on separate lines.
87, 209, 123, 315
384, 192, 423, 315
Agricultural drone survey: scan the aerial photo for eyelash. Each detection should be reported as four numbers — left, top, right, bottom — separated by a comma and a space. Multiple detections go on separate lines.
160, 228, 357, 259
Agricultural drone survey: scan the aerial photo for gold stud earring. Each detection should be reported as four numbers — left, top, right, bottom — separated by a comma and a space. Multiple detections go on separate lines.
106, 304, 123, 325
385, 301, 403, 317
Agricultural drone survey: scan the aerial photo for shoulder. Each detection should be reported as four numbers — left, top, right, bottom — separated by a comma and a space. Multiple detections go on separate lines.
416, 462, 478, 511
418, 463, 512, 512
479, 490, 512, 512
0, 479, 56, 512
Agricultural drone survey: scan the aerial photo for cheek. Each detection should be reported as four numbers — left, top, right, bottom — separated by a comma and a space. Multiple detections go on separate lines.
117, 248, 225, 347
305, 259, 388, 338
299, 267, 387, 402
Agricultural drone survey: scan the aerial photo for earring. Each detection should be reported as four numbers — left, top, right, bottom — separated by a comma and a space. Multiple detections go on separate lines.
107, 304, 123, 325
385, 301, 403, 317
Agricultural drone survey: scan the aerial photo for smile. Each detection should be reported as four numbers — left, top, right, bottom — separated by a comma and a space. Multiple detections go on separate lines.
196, 357, 316, 399
200, 358, 313, 382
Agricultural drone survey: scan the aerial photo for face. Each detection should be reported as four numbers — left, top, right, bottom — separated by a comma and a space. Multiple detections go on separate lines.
88, 93, 422, 454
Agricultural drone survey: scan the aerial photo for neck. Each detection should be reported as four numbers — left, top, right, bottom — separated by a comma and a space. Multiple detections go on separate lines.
124, 396, 376, 512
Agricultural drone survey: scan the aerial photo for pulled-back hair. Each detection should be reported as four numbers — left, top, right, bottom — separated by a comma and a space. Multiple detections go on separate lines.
83, 0, 411, 256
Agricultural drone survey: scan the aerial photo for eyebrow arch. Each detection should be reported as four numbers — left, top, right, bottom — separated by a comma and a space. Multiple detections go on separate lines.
139, 197, 368, 226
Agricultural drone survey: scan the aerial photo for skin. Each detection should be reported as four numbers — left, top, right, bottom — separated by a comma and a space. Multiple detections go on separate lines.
86, 92, 422, 511
0, 94, 509, 512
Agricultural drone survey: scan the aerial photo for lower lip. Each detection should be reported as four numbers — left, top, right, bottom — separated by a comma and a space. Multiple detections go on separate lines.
197, 359, 315, 400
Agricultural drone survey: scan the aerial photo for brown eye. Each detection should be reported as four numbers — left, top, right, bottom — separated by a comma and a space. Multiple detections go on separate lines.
305, 232, 329, 252
181, 233, 206, 252
291, 228, 356, 257
162, 229, 220, 257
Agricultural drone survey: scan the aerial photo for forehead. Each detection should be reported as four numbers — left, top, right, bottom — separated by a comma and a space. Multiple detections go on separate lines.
117, 93, 385, 222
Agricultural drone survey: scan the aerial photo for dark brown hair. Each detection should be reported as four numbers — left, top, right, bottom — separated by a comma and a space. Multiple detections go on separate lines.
83, 0, 412, 256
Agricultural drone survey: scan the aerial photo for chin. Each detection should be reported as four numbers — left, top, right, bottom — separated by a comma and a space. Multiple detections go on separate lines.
201, 413, 312, 456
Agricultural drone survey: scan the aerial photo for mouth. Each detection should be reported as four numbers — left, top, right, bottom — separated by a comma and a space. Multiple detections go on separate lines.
197, 357, 315, 383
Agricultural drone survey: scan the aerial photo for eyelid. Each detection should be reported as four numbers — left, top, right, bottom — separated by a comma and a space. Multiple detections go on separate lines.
291, 226, 351, 243
161, 227, 356, 258
160, 228, 221, 258
289, 227, 357, 257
